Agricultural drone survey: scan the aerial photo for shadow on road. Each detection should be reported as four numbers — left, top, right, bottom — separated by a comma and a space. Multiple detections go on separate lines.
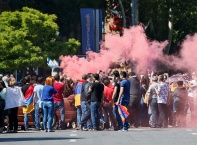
0, 137, 84, 142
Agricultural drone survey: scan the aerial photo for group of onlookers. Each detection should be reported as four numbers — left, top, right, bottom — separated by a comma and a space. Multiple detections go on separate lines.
75, 70, 140, 131
1, 69, 197, 133
74, 70, 197, 131
0, 73, 68, 133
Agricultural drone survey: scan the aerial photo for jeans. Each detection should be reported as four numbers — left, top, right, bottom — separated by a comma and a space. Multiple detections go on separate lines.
34, 103, 40, 129
120, 101, 129, 130
24, 110, 35, 129
91, 101, 102, 129
81, 102, 92, 129
158, 103, 168, 127
54, 102, 65, 129
76, 106, 82, 127
81, 101, 92, 128
150, 98, 159, 127
140, 97, 149, 126
113, 105, 123, 129
43, 101, 54, 130
8, 107, 18, 131
0, 99, 5, 128
128, 96, 141, 127
103, 104, 117, 128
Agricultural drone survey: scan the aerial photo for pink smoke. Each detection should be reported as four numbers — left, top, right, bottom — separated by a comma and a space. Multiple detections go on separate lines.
162, 33, 197, 73
177, 34, 197, 72
60, 25, 169, 79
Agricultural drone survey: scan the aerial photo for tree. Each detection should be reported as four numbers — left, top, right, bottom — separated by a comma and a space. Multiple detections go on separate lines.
9, 0, 107, 39
139, 0, 197, 54
0, 7, 80, 71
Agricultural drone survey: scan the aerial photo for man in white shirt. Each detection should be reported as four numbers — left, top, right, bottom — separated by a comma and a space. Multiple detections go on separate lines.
186, 72, 197, 126
33, 77, 44, 131
155, 75, 169, 128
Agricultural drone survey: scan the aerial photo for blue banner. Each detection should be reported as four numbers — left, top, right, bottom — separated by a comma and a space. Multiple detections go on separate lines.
80, 8, 95, 54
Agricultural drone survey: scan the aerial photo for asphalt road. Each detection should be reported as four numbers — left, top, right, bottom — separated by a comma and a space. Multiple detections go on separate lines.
1, 127, 197, 145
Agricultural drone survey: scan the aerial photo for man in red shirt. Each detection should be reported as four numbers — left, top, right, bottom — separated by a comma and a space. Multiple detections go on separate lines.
103, 77, 117, 129
53, 74, 65, 130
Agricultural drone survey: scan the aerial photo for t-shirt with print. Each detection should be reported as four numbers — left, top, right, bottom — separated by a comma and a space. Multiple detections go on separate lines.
157, 82, 169, 104
90, 82, 104, 102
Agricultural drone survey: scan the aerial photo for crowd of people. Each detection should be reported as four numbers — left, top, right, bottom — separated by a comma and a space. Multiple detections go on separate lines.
74, 69, 197, 131
0, 68, 197, 133
0, 73, 70, 133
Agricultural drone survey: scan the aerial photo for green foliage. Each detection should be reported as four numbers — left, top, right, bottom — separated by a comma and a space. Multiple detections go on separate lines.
172, 1, 197, 43
139, 0, 169, 41
0, 7, 78, 71
139, 0, 197, 53
9, 0, 107, 38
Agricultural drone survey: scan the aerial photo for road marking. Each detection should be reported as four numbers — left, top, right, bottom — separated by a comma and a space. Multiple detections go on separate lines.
191, 133, 197, 135
70, 134, 77, 137
69, 139, 76, 142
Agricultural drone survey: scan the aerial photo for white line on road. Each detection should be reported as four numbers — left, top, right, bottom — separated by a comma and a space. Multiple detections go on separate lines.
191, 133, 197, 135
69, 139, 76, 142
70, 134, 77, 137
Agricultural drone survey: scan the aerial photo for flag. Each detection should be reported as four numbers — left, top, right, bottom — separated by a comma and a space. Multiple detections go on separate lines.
74, 83, 82, 107
23, 94, 34, 114
74, 80, 84, 107
4, 87, 25, 110
22, 85, 35, 114
118, 104, 130, 123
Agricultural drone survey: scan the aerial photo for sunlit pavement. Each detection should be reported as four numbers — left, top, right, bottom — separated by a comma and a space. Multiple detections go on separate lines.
1, 126, 197, 145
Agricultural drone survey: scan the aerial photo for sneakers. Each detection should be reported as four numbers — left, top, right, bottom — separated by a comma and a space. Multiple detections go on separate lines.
48, 129, 55, 132
121, 129, 128, 132
5, 130, 14, 133
44, 129, 55, 132
82, 128, 89, 131
118, 128, 128, 132
76, 127, 80, 130
91, 128, 98, 131
81, 126, 88, 131
76, 125, 81, 130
